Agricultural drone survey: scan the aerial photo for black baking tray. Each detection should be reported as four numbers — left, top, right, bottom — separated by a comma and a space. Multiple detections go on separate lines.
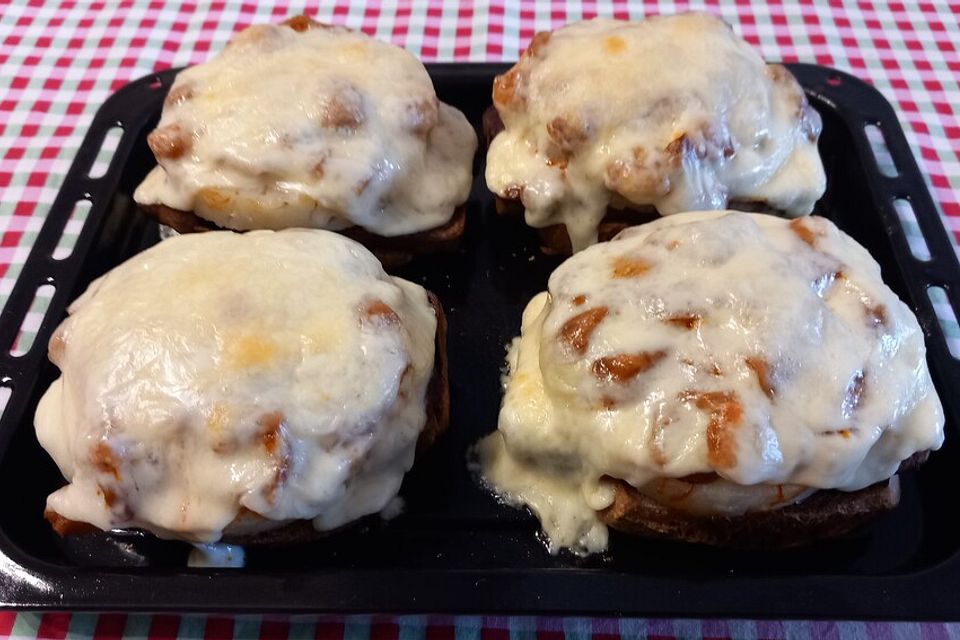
0, 63, 959, 619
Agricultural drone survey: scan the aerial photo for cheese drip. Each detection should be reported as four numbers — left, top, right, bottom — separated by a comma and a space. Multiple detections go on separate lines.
485, 14, 827, 251
480, 211, 944, 554
135, 20, 477, 237
36, 230, 438, 543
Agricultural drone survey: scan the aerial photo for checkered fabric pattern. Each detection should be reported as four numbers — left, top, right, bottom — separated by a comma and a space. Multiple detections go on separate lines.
1, 1, 959, 637
1, 613, 958, 640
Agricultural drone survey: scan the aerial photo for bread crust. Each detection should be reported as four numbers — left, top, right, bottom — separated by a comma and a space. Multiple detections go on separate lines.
45, 292, 450, 544
599, 476, 902, 549
140, 203, 467, 268
483, 106, 779, 255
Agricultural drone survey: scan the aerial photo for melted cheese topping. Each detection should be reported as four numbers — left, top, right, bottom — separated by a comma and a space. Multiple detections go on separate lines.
485, 14, 827, 251
479, 211, 944, 554
35, 230, 438, 543
134, 20, 477, 236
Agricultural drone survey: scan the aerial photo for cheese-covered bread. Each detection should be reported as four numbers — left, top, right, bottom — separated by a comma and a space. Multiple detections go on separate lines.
478, 211, 943, 554
134, 17, 477, 238
37, 230, 444, 543
485, 14, 826, 252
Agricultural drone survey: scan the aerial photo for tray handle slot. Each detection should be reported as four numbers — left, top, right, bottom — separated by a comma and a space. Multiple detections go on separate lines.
0, 382, 11, 425
864, 123, 898, 178
86, 125, 124, 180
7, 283, 56, 358
51, 199, 92, 261
927, 285, 960, 360
893, 198, 932, 262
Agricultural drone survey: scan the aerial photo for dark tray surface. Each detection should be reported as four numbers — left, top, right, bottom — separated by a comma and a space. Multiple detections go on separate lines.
0, 63, 958, 618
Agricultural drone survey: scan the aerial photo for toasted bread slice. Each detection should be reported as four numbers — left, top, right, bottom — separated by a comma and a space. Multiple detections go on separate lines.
140, 203, 467, 268
596, 451, 932, 549
599, 476, 901, 549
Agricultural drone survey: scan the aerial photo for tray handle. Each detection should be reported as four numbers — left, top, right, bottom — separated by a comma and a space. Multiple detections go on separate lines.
0, 72, 177, 449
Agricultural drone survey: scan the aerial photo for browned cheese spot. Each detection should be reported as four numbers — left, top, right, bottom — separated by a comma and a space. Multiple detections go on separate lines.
163, 83, 194, 109
147, 124, 191, 160
744, 356, 776, 399
820, 427, 860, 439
664, 313, 701, 330
866, 303, 888, 328
502, 184, 525, 201
558, 306, 608, 355
257, 411, 283, 454
789, 218, 822, 247
311, 157, 326, 179
599, 396, 618, 410
603, 35, 626, 54
572, 294, 587, 306
406, 97, 439, 136
493, 31, 550, 108
48, 326, 66, 365
91, 442, 121, 481
397, 363, 414, 400
592, 350, 667, 384
492, 68, 521, 108
197, 187, 231, 212
544, 146, 571, 170
282, 15, 321, 31
679, 391, 743, 469
546, 116, 589, 150
362, 299, 401, 328
257, 412, 289, 503
766, 63, 792, 85
604, 146, 671, 199
665, 125, 734, 164
320, 87, 365, 129
666, 240, 681, 251
354, 176, 372, 195
611, 255, 652, 278
45, 509, 98, 537
98, 485, 118, 508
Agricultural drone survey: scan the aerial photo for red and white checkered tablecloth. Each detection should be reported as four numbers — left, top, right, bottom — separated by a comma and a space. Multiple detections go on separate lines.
1, 1, 959, 638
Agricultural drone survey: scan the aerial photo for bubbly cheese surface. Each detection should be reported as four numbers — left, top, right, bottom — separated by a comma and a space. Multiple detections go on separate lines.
479, 211, 944, 554
36, 230, 438, 543
134, 19, 477, 237
485, 14, 827, 251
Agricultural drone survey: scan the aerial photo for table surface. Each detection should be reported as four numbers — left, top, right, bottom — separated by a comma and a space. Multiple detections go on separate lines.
1, 1, 959, 638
